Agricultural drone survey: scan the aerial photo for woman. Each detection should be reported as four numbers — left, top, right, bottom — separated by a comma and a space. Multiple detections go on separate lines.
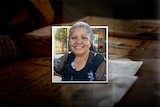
54, 22, 106, 81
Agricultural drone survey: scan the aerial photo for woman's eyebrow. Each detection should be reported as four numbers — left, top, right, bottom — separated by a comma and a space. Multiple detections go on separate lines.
81, 34, 89, 37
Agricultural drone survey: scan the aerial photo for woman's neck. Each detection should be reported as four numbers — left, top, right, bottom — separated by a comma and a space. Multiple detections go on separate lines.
74, 51, 90, 71
75, 50, 89, 60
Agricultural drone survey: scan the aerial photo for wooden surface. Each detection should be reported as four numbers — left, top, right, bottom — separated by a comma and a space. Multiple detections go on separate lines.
1, 41, 159, 107
115, 40, 160, 107
0, 57, 61, 106
0, 16, 159, 107
0, 57, 138, 107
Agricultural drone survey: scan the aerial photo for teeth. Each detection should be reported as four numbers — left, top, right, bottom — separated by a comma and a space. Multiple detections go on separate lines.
76, 46, 82, 49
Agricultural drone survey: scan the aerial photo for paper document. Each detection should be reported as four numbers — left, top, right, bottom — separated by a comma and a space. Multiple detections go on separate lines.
108, 59, 143, 76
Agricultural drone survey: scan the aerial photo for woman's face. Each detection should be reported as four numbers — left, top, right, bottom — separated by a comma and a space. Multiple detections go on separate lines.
69, 27, 91, 56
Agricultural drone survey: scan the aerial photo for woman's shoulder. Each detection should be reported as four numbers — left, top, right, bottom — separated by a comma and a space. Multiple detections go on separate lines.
90, 51, 106, 62
59, 51, 74, 59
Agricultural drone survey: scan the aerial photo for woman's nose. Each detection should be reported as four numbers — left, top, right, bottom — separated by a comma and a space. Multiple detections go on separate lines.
76, 38, 82, 43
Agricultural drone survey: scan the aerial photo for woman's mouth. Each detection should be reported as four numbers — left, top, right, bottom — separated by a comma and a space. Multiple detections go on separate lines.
75, 46, 83, 49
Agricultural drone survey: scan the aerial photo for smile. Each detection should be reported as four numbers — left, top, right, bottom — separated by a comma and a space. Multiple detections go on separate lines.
75, 46, 83, 49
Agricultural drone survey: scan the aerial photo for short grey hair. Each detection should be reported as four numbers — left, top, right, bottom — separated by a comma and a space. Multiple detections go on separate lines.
69, 22, 93, 41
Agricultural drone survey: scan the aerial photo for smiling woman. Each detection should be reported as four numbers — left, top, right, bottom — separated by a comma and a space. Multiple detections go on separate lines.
53, 22, 107, 83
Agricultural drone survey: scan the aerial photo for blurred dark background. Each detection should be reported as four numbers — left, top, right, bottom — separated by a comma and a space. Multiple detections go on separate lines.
0, 1, 159, 107
0, 0, 159, 35
62, 0, 160, 22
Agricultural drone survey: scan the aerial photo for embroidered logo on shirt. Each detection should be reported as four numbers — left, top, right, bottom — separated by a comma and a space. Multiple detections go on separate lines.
95, 73, 99, 78
71, 61, 75, 69
54, 59, 61, 68
87, 70, 95, 81
103, 74, 107, 80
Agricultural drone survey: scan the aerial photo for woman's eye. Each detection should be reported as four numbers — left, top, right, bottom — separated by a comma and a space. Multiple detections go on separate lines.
70, 36, 88, 41
82, 37, 88, 40
71, 37, 77, 41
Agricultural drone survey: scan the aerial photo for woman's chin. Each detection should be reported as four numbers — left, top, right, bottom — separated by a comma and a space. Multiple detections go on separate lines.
74, 51, 84, 55
75, 52, 83, 55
